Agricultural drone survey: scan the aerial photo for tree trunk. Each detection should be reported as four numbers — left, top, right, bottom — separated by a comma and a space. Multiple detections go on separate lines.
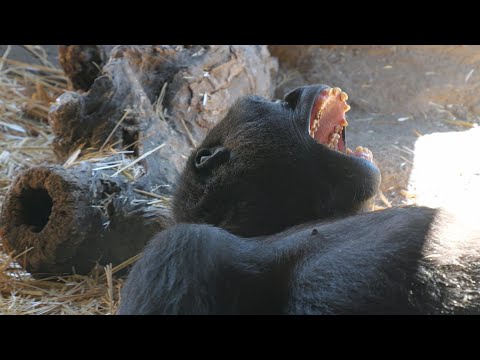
0, 45, 278, 277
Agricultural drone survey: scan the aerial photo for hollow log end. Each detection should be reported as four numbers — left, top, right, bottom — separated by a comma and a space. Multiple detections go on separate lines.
0, 165, 100, 276
1, 164, 171, 278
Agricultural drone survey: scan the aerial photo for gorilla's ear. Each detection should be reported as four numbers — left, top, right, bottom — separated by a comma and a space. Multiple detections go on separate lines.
194, 147, 230, 170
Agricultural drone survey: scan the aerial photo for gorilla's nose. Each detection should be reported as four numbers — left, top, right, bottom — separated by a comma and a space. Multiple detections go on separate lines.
284, 85, 332, 110
283, 87, 303, 109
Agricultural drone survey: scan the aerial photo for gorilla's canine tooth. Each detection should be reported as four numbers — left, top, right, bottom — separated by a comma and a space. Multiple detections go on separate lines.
334, 125, 342, 133
356, 146, 364, 153
344, 105, 351, 113
333, 87, 341, 96
340, 119, 349, 127
340, 92, 348, 101
324, 88, 333, 95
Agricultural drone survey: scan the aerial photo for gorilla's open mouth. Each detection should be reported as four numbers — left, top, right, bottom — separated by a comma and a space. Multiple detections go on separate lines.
309, 87, 373, 162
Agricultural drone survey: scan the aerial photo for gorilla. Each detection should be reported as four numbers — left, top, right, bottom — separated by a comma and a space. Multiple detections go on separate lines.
118, 85, 480, 315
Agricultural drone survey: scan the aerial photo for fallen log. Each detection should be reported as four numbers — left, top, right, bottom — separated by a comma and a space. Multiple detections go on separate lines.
0, 45, 278, 277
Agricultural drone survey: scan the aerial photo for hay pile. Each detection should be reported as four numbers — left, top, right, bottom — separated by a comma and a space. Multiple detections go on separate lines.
0, 48, 130, 315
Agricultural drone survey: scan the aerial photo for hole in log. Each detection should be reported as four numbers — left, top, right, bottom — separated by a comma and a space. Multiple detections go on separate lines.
18, 188, 53, 233
122, 129, 139, 158
100, 179, 121, 195
100, 179, 120, 217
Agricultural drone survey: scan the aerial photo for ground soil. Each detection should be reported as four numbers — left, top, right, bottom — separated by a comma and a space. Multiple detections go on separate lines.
271, 45, 480, 206
0, 45, 59, 66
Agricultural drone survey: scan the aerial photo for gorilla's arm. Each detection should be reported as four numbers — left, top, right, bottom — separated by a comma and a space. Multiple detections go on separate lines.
117, 224, 287, 314
118, 206, 480, 315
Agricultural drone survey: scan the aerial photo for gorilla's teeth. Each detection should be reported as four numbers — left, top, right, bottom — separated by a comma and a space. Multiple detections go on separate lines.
340, 119, 348, 127
334, 125, 342, 133
325, 88, 333, 95
329, 133, 340, 141
346, 146, 374, 161
344, 105, 351, 112
340, 92, 348, 101
327, 132, 341, 149
327, 139, 338, 150
333, 87, 342, 96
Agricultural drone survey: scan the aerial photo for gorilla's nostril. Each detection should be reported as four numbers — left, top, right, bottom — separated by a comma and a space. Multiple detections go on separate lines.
283, 88, 302, 108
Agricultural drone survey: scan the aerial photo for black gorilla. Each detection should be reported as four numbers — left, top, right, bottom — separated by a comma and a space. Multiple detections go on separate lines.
118, 85, 480, 315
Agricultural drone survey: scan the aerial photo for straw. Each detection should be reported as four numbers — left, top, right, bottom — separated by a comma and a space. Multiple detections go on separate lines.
0, 46, 141, 315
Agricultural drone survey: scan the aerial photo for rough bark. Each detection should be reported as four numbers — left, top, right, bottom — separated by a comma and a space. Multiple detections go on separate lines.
0, 164, 172, 276
0, 45, 278, 277
58, 45, 116, 91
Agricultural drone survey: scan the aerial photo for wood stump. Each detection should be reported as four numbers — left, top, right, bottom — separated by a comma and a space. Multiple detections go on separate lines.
0, 45, 278, 277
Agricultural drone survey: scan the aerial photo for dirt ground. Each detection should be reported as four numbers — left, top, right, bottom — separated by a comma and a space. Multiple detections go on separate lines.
270, 45, 480, 206
0, 45, 59, 67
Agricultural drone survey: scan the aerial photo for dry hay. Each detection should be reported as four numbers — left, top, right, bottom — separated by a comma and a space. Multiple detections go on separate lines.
0, 46, 137, 315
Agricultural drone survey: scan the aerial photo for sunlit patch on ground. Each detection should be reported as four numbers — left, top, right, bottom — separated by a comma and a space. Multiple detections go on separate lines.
408, 126, 480, 229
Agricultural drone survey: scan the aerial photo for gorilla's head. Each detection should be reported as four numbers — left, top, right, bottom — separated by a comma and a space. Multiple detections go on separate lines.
173, 84, 381, 236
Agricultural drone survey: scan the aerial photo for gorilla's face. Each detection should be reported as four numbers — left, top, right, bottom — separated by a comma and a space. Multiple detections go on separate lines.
173, 84, 381, 237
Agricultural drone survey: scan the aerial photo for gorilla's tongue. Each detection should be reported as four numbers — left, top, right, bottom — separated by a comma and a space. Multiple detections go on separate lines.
309, 87, 373, 162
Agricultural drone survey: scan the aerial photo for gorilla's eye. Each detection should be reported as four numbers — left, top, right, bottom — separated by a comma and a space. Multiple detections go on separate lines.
284, 88, 301, 108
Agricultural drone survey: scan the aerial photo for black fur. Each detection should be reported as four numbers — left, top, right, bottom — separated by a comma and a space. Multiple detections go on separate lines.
173, 85, 380, 237
118, 85, 480, 315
